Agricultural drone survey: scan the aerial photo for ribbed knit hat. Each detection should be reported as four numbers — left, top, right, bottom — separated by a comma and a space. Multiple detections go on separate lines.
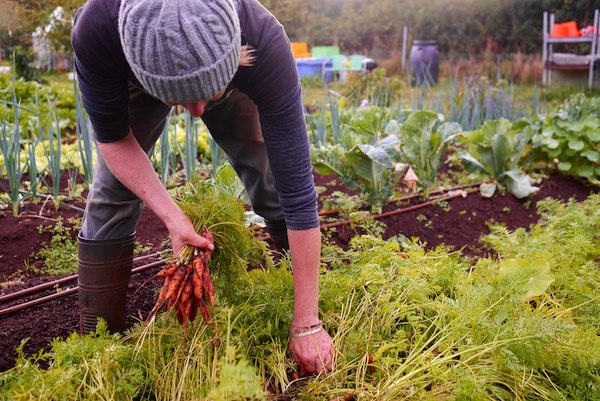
118, 0, 240, 103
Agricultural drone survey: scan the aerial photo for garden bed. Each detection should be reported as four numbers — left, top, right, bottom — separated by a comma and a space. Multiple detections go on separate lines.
0, 171, 596, 373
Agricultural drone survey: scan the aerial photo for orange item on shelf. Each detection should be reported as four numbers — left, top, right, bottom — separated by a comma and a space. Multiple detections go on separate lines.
550, 21, 581, 38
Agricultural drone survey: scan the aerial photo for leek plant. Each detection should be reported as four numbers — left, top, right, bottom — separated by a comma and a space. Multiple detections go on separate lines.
306, 90, 345, 148
0, 114, 25, 217
450, 79, 517, 131
24, 113, 44, 199
409, 80, 444, 116
400, 75, 521, 131
456, 87, 480, 130
155, 111, 175, 185
208, 136, 225, 174
41, 106, 63, 207
329, 94, 343, 145
20, 92, 47, 200
0, 75, 37, 217
306, 107, 327, 147
341, 68, 397, 108
176, 110, 199, 181
367, 80, 394, 108
74, 80, 95, 184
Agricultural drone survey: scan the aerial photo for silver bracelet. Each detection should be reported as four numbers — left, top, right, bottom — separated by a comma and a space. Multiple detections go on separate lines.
291, 325, 323, 338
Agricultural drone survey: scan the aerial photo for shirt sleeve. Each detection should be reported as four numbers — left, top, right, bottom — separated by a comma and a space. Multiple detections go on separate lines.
71, 0, 131, 143
234, 0, 318, 230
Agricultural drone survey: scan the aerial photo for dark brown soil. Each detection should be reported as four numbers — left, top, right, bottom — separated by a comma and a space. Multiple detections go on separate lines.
0, 171, 597, 372
329, 173, 595, 258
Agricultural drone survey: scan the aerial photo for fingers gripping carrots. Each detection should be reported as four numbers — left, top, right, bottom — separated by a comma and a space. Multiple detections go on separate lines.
149, 228, 216, 329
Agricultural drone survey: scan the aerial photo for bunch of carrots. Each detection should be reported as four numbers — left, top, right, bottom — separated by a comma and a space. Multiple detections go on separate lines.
149, 228, 216, 328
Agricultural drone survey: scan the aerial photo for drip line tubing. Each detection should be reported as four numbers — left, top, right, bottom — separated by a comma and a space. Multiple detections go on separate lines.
0, 251, 167, 305
320, 188, 480, 230
0, 287, 79, 317
250, 181, 485, 232
18, 190, 86, 213
318, 181, 485, 217
258, 186, 481, 241
0, 259, 167, 317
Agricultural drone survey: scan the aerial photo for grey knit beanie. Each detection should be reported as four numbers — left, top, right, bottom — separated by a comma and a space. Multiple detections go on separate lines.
118, 0, 240, 103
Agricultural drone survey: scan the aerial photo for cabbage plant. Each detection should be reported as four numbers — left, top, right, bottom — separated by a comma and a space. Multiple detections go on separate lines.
457, 118, 539, 199
396, 110, 462, 190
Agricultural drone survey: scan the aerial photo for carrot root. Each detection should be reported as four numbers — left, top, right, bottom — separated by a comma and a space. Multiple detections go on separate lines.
149, 228, 216, 330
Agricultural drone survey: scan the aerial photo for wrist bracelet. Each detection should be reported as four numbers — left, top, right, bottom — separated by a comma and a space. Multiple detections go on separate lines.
291, 325, 323, 338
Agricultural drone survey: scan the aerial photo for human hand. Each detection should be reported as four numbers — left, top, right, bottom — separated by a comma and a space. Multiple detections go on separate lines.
167, 213, 214, 258
289, 323, 335, 375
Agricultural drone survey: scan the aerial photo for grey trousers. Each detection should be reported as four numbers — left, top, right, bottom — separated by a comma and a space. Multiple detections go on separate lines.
80, 85, 283, 240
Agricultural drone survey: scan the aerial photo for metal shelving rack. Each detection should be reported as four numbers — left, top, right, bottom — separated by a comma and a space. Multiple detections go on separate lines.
542, 9, 600, 89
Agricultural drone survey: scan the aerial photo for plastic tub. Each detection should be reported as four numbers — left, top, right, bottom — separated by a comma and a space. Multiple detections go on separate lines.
296, 58, 325, 79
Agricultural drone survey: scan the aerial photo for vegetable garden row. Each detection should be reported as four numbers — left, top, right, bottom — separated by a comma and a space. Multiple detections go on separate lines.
1, 73, 599, 218
0, 71, 599, 400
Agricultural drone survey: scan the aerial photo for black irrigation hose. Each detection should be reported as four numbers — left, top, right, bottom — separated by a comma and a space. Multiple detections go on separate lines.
0, 251, 167, 305
0, 258, 168, 317
0, 287, 79, 317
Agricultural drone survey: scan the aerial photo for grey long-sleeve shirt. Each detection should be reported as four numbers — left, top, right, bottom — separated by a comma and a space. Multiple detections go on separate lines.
71, 0, 318, 230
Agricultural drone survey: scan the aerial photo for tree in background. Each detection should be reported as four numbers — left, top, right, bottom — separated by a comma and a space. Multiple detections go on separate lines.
337, 0, 405, 59
1, 0, 597, 73
264, 0, 598, 59
261, 0, 340, 45
0, 0, 22, 63
7, 0, 84, 59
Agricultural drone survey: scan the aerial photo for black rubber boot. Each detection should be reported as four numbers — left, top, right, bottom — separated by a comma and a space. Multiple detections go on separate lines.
77, 234, 135, 335
266, 219, 289, 251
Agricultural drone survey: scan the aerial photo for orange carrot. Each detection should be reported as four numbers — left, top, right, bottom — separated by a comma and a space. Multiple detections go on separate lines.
192, 255, 205, 300
189, 297, 198, 323
202, 263, 215, 307
175, 304, 184, 324
178, 296, 193, 326
173, 267, 192, 306
150, 228, 217, 328
156, 261, 178, 277
201, 228, 214, 263
165, 265, 186, 308
149, 275, 172, 316
198, 297, 211, 324
179, 278, 193, 307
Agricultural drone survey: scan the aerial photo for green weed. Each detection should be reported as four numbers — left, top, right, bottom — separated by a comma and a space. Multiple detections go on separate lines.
29, 216, 81, 276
